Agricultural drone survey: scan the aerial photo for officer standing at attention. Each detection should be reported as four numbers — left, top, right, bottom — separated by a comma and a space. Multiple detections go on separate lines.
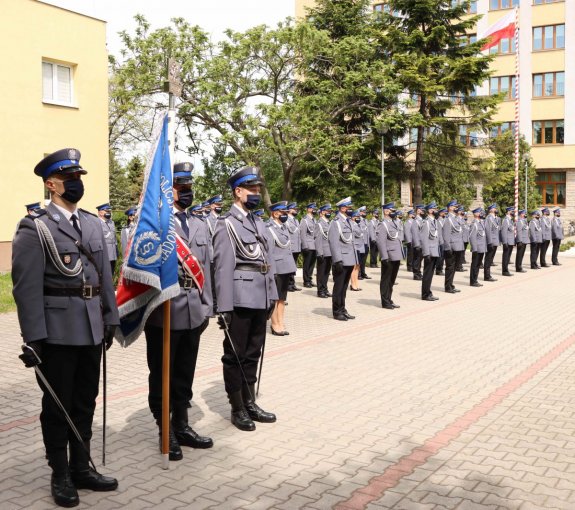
469, 207, 486, 287
529, 210, 543, 269
442, 200, 463, 293
12, 149, 119, 507
420, 202, 440, 301
404, 209, 414, 272
456, 207, 469, 270
144, 162, 214, 460
266, 201, 297, 336
286, 203, 302, 292
551, 208, 563, 266
120, 206, 136, 256
411, 204, 425, 280
350, 210, 364, 291
368, 209, 380, 268
500, 206, 516, 276
314, 203, 333, 298
213, 166, 278, 432
358, 206, 371, 279
206, 193, 223, 314
300, 203, 318, 288
376, 203, 402, 309
435, 208, 447, 276
514, 209, 529, 272
484, 204, 500, 282
328, 197, 357, 321
96, 203, 118, 274
539, 207, 552, 267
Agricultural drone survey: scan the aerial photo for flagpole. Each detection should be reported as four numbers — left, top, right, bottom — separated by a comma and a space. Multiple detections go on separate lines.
514, 7, 520, 223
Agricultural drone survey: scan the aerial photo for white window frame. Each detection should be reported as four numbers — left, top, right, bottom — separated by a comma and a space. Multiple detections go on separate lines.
42, 60, 75, 107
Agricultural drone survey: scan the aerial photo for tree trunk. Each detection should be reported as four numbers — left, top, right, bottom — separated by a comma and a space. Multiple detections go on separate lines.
283, 162, 296, 201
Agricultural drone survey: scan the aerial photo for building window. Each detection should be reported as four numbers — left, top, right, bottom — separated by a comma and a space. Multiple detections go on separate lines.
533, 72, 564, 98
459, 125, 481, 147
533, 25, 565, 51
489, 36, 516, 55
460, 34, 477, 46
489, 76, 517, 100
489, 122, 516, 138
452, 0, 477, 13
532, 120, 564, 145
42, 61, 73, 105
490, 0, 519, 10
533, 0, 562, 4
536, 172, 566, 205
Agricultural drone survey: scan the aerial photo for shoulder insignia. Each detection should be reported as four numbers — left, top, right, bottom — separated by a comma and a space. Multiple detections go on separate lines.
220, 212, 231, 219
79, 208, 97, 217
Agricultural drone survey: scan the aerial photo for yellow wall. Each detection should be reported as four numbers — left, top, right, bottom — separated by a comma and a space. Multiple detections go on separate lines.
295, 0, 318, 19
0, 0, 108, 269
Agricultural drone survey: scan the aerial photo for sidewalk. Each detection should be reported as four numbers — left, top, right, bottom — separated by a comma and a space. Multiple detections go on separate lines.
1, 252, 574, 510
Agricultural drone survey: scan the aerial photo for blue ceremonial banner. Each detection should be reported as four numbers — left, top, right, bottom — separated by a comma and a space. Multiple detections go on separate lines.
115, 113, 180, 346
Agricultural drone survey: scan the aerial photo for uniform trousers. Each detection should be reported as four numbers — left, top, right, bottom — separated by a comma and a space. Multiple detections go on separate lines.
412, 247, 423, 277
552, 239, 561, 264
369, 240, 379, 267
288, 252, 300, 288
470, 252, 484, 284
110, 260, 116, 276
484, 245, 497, 276
316, 255, 332, 294
145, 325, 201, 419
36, 344, 102, 459
540, 240, 550, 265
221, 307, 267, 394
421, 255, 437, 298
405, 242, 413, 271
463, 242, 469, 263
301, 249, 317, 285
380, 259, 400, 306
530, 242, 541, 267
436, 247, 445, 274
210, 261, 217, 314
501, 244, 514, 273
332, 264, 353, 315
455, 250, 465, 271
515, 242, 527, 270
444, 250, 456, 291
359, 245, 369, 276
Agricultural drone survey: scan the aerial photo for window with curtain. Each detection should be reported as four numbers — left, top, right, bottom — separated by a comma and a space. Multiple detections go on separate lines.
42, 61, 73, 105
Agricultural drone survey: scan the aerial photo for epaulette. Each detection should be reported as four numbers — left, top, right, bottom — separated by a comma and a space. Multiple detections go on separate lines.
26, 208, 47, 219
220, 212, 231, 219
79, 208, 97, 217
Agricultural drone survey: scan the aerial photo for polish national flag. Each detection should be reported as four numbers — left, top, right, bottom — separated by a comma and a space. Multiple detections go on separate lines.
480, 10, 516, 51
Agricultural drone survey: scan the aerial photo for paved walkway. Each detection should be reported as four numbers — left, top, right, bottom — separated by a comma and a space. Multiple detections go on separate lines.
1, 250, 575, 510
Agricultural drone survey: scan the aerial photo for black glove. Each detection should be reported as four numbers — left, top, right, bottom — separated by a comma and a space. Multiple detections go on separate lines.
218, 312, 232, 330
317, 255, 324, 261
267, 301, 276, 320
19, 341, 43, 368
333, 261, 343, 274
199, 318, 209, 335
104, 325, 116, 351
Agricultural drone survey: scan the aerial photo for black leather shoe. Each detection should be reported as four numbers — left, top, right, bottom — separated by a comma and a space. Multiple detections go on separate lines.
435, 271, 444, 276
325, 291, 332, 297
470, 282, 483, 287
349, 286, 361, 291
343, 311, 355, 320
502, 272, 513, 276
303, 283, 313, 288
491, 263, 498, 267
292, 286, 302, 291
270, 327, 287, 336
382, 304, 394, 309
479, 264, 484, 269
333, 314, 348, 321
553, 262, 561, 266
51, 472, 79, 507
413, 275, 423, 281
484, 277, 497, 282
456, 268, 465, 272
422, 296, 436, 301
516, 269, 527, 273
231, 408, 256, 431
174, 426, 213, 449
243, 384, 276, 423
317, 293, 329, 298
362, 274, 372, 279
391, 303, 400, 309
541, 264, 550, 268
71, 468, 118, 492
157, 429, 183, 460
445, 289, 457, 294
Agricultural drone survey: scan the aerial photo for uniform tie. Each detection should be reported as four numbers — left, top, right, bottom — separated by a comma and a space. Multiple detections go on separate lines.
71, 214, 82, 237
176, 211, 189, 238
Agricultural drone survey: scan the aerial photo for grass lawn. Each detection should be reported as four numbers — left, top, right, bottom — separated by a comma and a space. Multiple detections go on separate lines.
0, 273, 15, 313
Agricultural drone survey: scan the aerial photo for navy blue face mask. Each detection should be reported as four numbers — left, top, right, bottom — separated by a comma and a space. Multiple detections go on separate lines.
176, 189, 194, 209
345, 210, 354, 217
279, 214, 288, 223
245, 194, 261, 210
325, 213, 332, 219
59, 179, 85, 204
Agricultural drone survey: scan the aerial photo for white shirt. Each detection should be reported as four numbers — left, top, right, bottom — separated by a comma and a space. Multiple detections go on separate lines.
52, 203, 80, 230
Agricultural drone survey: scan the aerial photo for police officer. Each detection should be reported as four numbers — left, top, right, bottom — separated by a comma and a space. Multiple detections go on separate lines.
358, 206, 371, 279
515, 209, 529, 272
377, 203, 402, 309
213, 166, 278, 431
484, 204, 499, 282
315, 203, 333, 298
120, 206, 136, 256
469, 207, 486, 287
328, 197, 358, 321
286, 202, 302, 291
529, 210, 543, 269
404, 209, 414, 272
13, 149, 119, 507
435, 208, 447, 276
300, 203, 318, 288
25, 201, 42, 215
368, 209, 380, 268
144, 162, 213, 460
442, 200, 463, 293
266, 201, 297, 335
350, 210, 364, 291
456, 207, 469, 271
96, 203, 118, 274
206, 194, 223, 314
551, 208, 564, 266
189, 204, 204, 218
420, 202, 440, 301
253, 208, 266, 220
500, 206, 516, 276
411, 204, 425, 280
539, 207, 552, 267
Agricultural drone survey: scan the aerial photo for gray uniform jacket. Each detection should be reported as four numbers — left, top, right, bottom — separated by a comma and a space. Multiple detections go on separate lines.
515, 218, 529, 244
12, 203, 119, 345
359, 217, 369, 245
500, 216, 516, 245
100, 218, 118, 261
442, 213, 464, 252
368, 218, 379, 243
300, 215, 316, 251
286, 215, 301, 253
314, 218, 331, 257
420, 217, 441, 257
529, 218, 543, 243
485, 215, 500, 247
541, 216, 552, 241
411, 216, 424, 249
147, 213, 213, 330
394, 219, 405, 242
352, 221, 365, 253
120, 223, 134, 256
460, 217, 470, 243
469, 219, 487, 253
206, 213, 219, 262
404, 218, 413, 243
328, 213, 358, 266
376, 218, 403, 261
213, 205, 278, 312
552, 217, 564, 240
265, 221, 297, 275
